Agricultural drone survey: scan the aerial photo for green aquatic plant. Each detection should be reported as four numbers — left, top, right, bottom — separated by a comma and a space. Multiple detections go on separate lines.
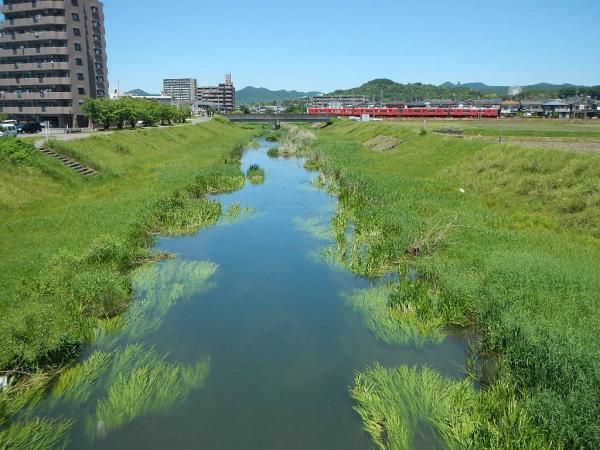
294, 216, 335, 241
351, 365, 553, 450
0, 372, 52, 423
267, 147, 280, 158
97, 259, 218, 344
148, 194, 221, 236
345, 285, 445, 347
88, 347, 209, 440
51, 350, 113, 406
218, 202, 256, 226
0, 418, 73, 450
246, 164, 265, 184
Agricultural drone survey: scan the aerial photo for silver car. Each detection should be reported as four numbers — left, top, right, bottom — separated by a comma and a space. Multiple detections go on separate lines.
0, 123, 18, 138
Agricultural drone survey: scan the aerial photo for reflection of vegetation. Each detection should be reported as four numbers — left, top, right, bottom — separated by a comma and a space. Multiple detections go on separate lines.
246, 164, 265, 185
352, 365, 551, 450
88, 346, 209, 440
294, 216, 335, 241
0, 418, 73, 450
97, 259, 218, 344
345, 285, 445, 347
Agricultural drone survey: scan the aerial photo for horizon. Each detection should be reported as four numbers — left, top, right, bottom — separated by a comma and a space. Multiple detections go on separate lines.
101, 0, 600, 93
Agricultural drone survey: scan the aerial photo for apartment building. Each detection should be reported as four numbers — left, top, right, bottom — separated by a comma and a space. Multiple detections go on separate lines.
196, 73, 235, 112
0, 0, 109, 127
162, 78, 197, 103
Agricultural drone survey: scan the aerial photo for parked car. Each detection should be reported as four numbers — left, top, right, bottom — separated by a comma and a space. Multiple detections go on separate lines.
0, 123, 18, 138
16, 122, 42, 134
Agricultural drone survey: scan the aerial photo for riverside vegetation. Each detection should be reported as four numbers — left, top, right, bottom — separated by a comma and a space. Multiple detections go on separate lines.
0, 120, 257, 446
283, 121, 600, 449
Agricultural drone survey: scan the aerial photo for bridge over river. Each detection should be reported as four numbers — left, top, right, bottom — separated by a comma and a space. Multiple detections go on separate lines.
228, 114, 334, 125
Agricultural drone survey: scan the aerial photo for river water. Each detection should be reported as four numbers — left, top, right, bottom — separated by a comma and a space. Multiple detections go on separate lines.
53, 139, 467, 449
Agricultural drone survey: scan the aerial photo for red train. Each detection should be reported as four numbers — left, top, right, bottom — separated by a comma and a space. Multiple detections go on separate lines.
307, 107, 500, 118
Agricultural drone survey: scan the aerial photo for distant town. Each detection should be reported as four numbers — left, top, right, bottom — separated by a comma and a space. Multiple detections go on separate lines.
0, 0, 599, 130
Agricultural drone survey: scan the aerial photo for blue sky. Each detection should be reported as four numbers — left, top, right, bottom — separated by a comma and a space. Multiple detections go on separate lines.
105, 0, 600, 93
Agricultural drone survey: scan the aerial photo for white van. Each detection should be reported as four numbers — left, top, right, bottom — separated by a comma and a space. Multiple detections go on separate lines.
0, 123, 18, 138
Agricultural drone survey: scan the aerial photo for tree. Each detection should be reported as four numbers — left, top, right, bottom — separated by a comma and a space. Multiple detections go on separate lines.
82, 98, 114, 130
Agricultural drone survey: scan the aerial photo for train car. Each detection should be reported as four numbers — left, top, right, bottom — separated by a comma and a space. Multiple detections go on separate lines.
307, 107, 500, 119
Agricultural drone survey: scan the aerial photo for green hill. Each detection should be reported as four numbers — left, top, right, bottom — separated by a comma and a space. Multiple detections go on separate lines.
330, 79, 478, 101
236, 87, 321, 105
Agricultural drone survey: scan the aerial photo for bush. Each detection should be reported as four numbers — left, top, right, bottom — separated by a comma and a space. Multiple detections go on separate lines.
0, 139, 37, 165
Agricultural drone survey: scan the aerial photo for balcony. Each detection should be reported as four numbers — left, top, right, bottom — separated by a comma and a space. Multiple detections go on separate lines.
0, 15, 67, 29
0, 31, 68, 43
0, 76, 71, 87
0, 46, 69, 57
1, 92, 73, 100
0, 61, 70, 71
0, 106, 71, 115
1, 1, 66, 14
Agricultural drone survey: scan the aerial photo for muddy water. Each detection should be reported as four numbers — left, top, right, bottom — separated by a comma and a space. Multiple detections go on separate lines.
65, 139, 467, 449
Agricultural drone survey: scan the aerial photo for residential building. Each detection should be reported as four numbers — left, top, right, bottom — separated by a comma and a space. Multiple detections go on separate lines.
196, 74, 235, 112
544, 99, 571, 118
162, 78, 197, 103
0, 0, 109, 127
310, 95, 369, 108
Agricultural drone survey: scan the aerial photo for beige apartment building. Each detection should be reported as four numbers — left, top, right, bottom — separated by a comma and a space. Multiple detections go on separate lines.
0, 0, 109, 127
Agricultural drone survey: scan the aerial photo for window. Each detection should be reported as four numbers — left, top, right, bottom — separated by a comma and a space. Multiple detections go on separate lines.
96, 75, 104, 82
75, 58, 83, 66
76, 73, 84, 80
78, 87, 85, 95
71, 0, 79, 5
73, 28, 81, 36
95, 62, 103, 69
72, 13, 80, 21
94, 48, 102, 55
93, 34, 100, 41
91, 6, 98, 13
74, 42, 82, 51
97, 89, 105, 96
92, 20, 100, 28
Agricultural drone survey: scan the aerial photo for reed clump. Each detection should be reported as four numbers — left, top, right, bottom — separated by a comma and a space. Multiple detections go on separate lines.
352, 365, 553, 450
246, 164, 265, 184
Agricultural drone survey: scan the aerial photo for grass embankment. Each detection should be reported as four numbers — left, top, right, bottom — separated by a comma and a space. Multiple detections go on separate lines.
303, 120, 600, 448
0, 121, 254, 372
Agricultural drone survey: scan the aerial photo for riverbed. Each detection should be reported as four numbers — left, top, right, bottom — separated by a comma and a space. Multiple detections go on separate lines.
50, 138, 468, 449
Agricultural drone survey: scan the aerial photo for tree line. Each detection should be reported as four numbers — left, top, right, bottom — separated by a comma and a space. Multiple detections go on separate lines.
82, 97, 192, 130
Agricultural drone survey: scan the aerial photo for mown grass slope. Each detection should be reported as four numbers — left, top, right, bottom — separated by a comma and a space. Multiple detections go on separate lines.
312, 120, 600, 448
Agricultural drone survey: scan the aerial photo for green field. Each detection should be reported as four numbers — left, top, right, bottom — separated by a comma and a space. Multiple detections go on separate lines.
0, 120, 255, 373
305, 120, 600, 448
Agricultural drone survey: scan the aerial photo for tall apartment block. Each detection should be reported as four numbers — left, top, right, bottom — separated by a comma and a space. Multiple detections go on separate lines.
197, 74, 235, 112
162, 78, 197, 103
0, 0, 109, 128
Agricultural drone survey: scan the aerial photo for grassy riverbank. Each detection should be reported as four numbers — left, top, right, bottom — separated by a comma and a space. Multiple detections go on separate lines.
0, 120, 255, 375
305, 121, 600, 448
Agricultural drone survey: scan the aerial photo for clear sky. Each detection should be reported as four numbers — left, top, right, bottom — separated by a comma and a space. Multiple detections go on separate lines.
104, 0, 600, 93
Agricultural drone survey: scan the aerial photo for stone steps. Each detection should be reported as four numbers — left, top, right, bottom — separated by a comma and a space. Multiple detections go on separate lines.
36, 145, 96, 176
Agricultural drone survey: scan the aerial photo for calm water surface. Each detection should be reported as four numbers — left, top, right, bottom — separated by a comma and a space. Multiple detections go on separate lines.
65, 139, 467, 449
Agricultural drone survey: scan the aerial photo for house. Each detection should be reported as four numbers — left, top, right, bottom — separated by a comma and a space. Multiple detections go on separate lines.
520, 100, 545, 117
544, 99, 571, 118
500, 100, 520, 117
567, 97, 595, 119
